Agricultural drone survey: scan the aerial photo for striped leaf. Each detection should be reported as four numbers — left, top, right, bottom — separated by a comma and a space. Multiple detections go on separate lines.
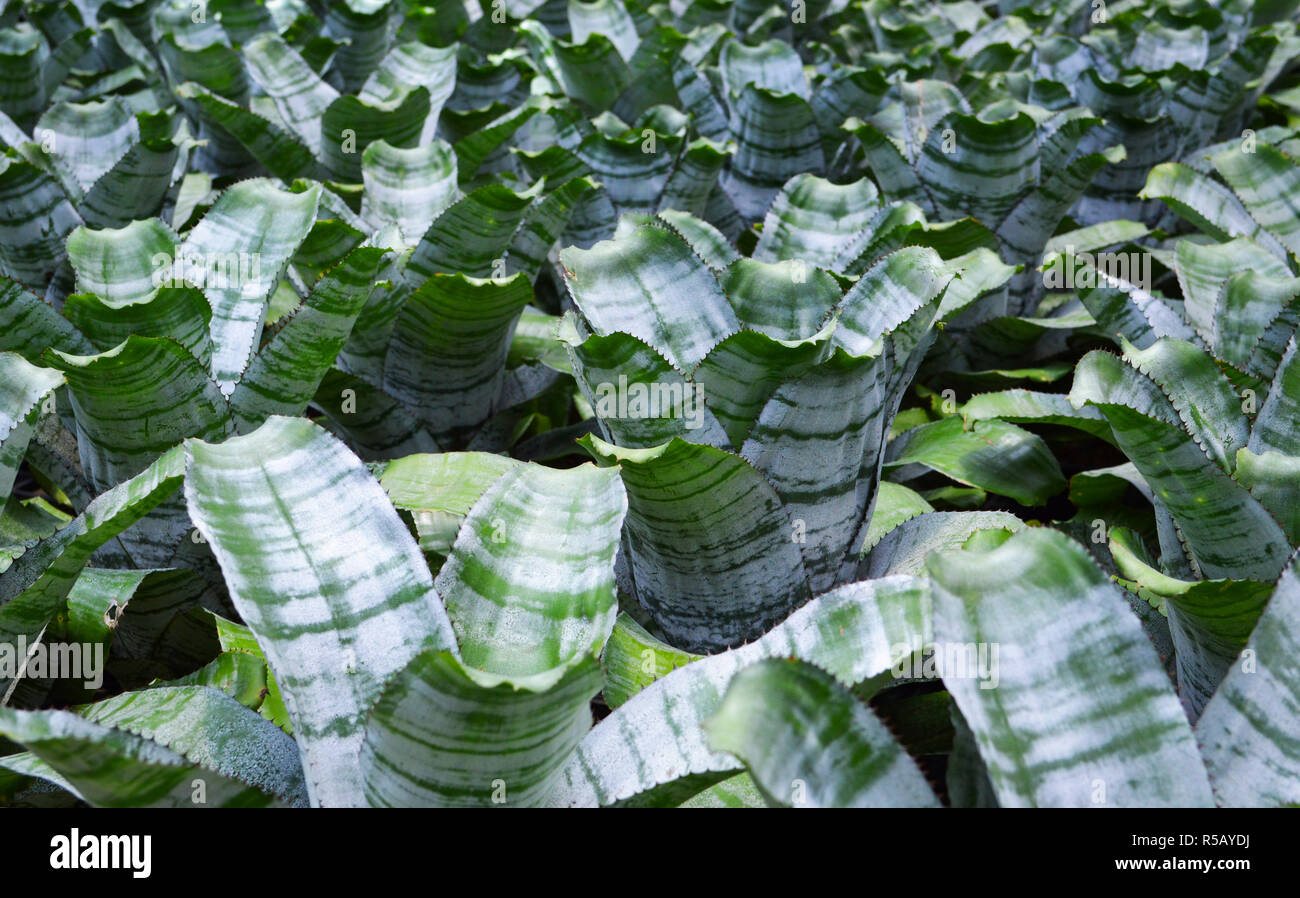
703, 658, 939, 807
63, 286, 213, 370
1212, 142, 1300, 257
582, 434, 810, 652
751, 174, 882, 270
0, 686, 306, 807
179, 178, 321, 395
382, 272, 532, 442
35, 98, 138, 192
1071, 348, 1293, 581
184, 417, 457, 807
720, 86, 824, 220
927, 528, 1216, 807
546, 575, 931, 806
0, 154, 82, 287
360, 461, 626, 806
361, 139, 459, 244
230, 246, 388, 431
600, 612, 700, 709
0, 276, 92, 360
1139, 162, 1289, 259
0, 353, 63, 498
1196, 550, 1300, 807
560, 224, 738, 372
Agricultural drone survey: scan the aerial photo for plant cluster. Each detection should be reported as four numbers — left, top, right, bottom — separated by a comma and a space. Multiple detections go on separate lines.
1, 0, 1299, 807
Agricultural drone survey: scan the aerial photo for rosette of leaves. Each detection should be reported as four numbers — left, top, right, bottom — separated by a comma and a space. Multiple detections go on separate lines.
846, 98, 1125, 314
1027, 3, 1299, 227
554, 528, 1300, 807
1064, 315, 1300, 712
171, 29, 455, 185
0, 101, 199, 290
0, 416, 629, 808
556, 214, 1012, 651
312, 171, 598, 456
1139, 132, 1300, 260
0, 177, 388, 568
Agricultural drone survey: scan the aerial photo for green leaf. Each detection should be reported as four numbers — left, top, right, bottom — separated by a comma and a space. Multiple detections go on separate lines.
0, 686, 306, 807
547, 575, 931, 806
230, 245, 388, 431
581, 434, 811, 652
703, 657, 939, 807
0, 448, 187, 687
600, 612, 700, 709
885, 417, 1066, 506
927, 528, 1215, 807
960, 389, 1115, 445
382, 272, 533, 441
860, 481, 934, 554
379, 452, 520, 557
1196, 550, 1300, 807
184, 417, 457, 807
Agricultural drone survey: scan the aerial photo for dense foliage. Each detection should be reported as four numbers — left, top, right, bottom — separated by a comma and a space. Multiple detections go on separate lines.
1, 0, 1299, 808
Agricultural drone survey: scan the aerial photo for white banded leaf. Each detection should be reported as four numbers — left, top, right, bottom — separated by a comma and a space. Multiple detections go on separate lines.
703, 658, 939, 807
35, 98, 137, 192
927, 528, 1215, 807
179, 179, 321, 395
361, 139, 459, 244
581, 435, 810, 652
560, 224, 738, 372
0, 353, 63, 498
752, 174, 882, 269
184, 417, 457, 807
546, 575, 931, 806
1196, 551, 1300, 807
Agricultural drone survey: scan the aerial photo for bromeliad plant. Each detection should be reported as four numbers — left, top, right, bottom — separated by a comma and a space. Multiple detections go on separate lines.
557, 208, 1013, 651
847, 98, 1124, 314
1028, 4, 1300, 227
1, 416, 629, 807
3, 0, 1300, 811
